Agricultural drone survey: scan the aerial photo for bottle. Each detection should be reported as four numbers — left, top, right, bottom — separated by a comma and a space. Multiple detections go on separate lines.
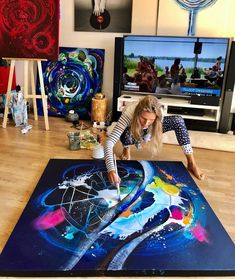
65, 110, 79, 122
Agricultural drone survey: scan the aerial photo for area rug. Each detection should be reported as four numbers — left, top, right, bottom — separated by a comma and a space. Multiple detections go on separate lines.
0, 159, 234, 276
163, 130, 235, 152
107, 123, 235, 152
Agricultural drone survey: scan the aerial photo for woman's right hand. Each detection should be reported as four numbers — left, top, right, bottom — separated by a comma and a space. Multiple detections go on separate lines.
108, 170, 121, 188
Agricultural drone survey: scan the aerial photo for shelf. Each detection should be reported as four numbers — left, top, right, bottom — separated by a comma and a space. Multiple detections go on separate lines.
167, 113, 217, 121
117, 94, 221, 125
160, 97, 220, 110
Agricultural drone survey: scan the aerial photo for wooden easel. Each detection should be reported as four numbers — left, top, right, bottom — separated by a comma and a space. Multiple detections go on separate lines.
2, 58, 49, 130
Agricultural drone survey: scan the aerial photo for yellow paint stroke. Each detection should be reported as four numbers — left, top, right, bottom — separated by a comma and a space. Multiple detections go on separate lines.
183, 206, 193, 225
148, 177, 180, 195
175, 183, 185, 187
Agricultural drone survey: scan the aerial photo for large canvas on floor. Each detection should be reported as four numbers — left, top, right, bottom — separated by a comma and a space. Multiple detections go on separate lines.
37, 47, 105, 119
0, 159, 234, 276
0, 0, 59, 60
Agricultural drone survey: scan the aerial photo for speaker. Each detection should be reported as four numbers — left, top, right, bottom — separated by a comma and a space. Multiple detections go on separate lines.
219, 41, 235, 133
112, 37, 123, 121
184, 119, 217, 132
232, 113, 235, 134
194, 42, 202, 54
191, 95, 220, 106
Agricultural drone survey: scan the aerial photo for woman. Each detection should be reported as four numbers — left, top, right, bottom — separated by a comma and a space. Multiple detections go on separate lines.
104, 95, 205, 186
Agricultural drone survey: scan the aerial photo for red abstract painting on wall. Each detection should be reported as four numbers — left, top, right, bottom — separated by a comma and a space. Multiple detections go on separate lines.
0, 0, 60, 60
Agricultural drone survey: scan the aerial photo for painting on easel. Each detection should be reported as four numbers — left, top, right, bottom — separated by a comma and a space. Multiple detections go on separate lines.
0, 159, 234, 276
0, 0, 60, 60
36, 47, 105, 120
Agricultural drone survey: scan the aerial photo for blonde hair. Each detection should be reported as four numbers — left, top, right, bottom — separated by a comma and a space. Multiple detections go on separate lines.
130, 95, 163, 156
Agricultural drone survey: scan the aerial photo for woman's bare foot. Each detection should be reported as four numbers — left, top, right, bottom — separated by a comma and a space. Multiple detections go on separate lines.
187, 162, 205, 180
186, 154, 205, 180
121, 147, 131, 160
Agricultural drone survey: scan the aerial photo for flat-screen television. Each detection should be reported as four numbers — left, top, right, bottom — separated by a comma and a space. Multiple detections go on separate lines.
121, 35, 230, 99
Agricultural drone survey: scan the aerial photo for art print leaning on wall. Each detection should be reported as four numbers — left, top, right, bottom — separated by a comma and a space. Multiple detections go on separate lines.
74, 0, 132, 33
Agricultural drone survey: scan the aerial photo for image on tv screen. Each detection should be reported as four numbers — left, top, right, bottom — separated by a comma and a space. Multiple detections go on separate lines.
122, 36, 229, 97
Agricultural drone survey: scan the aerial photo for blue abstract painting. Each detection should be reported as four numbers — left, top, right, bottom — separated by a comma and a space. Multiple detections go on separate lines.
37, 47, 105, 119
0, 159, 234, 276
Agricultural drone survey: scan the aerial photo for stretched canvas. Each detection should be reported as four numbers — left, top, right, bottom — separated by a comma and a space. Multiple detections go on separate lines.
74, 0, 132, 32
157, 0, 230, 37
37, 47, 105, 119
0, 159, 234, 276
0, 0, 60, 60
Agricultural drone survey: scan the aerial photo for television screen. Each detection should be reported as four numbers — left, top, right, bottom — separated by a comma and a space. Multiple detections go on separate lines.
121, 35, 230, 98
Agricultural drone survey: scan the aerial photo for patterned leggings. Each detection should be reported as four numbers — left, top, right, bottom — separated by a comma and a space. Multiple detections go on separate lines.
120, 115, 191, 148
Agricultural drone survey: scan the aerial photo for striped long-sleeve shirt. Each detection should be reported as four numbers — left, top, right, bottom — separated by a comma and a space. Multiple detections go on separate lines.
104, 103, 193, 173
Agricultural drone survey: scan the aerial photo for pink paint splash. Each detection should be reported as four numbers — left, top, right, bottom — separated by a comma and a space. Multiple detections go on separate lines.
170, 208, 183, 220
33, 208, 66, 230
191, 223, 210, 243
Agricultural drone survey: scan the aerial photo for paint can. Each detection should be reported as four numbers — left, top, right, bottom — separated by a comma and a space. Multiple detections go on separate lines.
92, 144, 104, 159
67, 132, 80, 150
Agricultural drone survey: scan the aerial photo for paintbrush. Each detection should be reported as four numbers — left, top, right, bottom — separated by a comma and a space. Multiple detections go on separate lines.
113, 154, 121, 201
80, 121, 83, 133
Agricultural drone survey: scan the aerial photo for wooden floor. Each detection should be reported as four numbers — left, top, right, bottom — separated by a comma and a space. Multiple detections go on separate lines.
0, 115, 235, 279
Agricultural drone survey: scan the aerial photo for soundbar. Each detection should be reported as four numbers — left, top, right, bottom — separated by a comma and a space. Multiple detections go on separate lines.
167, 106, 205, 117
